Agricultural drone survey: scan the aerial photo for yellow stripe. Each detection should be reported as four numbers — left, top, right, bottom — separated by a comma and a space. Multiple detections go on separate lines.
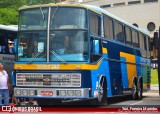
120, 52, 137, 88
14, 61, 102, 70
15, 48, 108, 70
102, 48, 108, 54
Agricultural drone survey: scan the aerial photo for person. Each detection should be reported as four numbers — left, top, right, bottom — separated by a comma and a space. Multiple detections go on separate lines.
11, 94, 20, 106
51, 32, 69, 54
32, 40, 38, 57
0, 59, 10, 106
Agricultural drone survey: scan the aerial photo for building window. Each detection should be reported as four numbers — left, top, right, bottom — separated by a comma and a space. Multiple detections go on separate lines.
147, 22, 156, 31
103, 16, 113, 39
144, 0, 158, 3
113, 2, 125, 7
114, 21, 124, 43
90, 12, 100, 35
125, 26, 132, 46
100, 4, 111, 8
128, 1, 141, 5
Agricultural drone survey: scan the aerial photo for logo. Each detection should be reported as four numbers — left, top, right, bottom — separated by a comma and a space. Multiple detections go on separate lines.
2, 103, 42, 114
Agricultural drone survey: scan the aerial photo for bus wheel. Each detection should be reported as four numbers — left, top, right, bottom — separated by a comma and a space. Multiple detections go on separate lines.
89, 76, 107, 106
137, 77, 143, 100
132, 78, 138, 100
97, 76, 107, 105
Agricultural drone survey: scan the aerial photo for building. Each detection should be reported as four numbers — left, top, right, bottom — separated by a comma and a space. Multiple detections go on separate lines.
56, 0, 160, 39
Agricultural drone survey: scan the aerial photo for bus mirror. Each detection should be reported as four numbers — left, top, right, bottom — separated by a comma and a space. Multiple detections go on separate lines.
93, 40, 99, 54
14, 39, 18, 54
38, 42, 44, 52
18, 46, 23, 56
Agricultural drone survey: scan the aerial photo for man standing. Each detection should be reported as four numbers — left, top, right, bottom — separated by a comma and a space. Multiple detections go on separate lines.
0, 59, 10, 106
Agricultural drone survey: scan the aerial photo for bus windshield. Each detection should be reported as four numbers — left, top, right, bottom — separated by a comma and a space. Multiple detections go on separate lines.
19, 8, 48, 30
18, 7, 88, 62
50, 8, 88, 62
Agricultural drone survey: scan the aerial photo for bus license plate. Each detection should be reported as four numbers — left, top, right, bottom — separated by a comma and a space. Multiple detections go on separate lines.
41, 91, 53, 96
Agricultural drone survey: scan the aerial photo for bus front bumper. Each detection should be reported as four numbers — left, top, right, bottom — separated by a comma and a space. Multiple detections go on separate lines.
14, 87, 89, 99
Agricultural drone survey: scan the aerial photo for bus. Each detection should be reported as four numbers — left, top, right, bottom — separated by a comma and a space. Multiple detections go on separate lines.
13, 4, 151, 105
0, 24, 17, 76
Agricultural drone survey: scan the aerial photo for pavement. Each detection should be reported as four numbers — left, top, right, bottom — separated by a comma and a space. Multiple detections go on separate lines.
150, 84, 159, 91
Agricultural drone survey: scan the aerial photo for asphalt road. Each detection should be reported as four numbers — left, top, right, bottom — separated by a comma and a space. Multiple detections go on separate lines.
1, 92, 159, 114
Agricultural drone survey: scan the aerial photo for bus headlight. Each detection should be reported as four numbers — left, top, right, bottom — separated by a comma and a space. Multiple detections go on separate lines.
60, 90, 66, 96
15, 89, 21, 96
75, 90, 81, 96
29, 90, 35, 96
67, 90, 74, 96
22, 89, 28, 95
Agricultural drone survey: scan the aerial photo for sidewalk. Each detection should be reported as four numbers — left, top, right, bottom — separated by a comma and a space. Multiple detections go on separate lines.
150, 84, 159, 91
143, 84, 159, 96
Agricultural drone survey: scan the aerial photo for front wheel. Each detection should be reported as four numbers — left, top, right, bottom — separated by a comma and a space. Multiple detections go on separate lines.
89, 76, 107, 106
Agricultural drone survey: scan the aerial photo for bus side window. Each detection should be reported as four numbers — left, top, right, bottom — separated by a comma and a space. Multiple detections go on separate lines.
104, 16, 113, 39
125, 26, 132, 46
114, 21, 124, 43
132, 29, 139, 48
90, 12, 100, 36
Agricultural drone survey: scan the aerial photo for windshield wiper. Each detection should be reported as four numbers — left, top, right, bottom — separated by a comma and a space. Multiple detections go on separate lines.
50, 50, 67, 64
28, 50, 43, 64
40, 7, 45, 21
51, 5, 59, 21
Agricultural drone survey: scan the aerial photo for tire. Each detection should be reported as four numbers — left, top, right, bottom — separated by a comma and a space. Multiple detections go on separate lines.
137, 77, 143, 100
132, 77, 138, 100
89, 76, 107, 106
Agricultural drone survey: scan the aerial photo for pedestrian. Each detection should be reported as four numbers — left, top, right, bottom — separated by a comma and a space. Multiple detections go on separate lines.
0, 59, 10, 106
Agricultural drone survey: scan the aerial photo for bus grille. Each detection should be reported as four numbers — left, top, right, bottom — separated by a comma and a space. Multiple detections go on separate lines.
16, 73, 81, 87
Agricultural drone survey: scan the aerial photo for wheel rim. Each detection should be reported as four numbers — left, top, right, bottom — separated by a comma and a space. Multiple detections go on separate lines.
132, 84, 137, 98
98, 77, 105, 101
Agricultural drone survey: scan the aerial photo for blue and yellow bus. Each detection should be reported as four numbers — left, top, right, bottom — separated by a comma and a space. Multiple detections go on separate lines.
13, 4, 151, 105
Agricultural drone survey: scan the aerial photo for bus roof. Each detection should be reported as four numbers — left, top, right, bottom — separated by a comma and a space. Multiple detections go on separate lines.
19, 3, 149, 36
0, 24, 18, 32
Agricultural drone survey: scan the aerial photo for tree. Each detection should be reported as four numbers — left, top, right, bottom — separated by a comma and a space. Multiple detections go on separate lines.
0, 0, 56, 25
0, 0, 27, 25
0, 8, 18, 25
26, 0, 55, 5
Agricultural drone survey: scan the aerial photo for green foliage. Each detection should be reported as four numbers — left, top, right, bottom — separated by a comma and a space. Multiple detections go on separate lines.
0, 0, 27, 25
0, 0, 55, 25
151, 69, 158, 84
0, 8, 18, 25
26, 0, 55, 5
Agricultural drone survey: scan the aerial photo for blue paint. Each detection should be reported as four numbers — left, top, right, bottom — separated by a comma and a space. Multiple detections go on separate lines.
91, 53, 112, 97
120, 57, 128, 88
136, 56, 141, 77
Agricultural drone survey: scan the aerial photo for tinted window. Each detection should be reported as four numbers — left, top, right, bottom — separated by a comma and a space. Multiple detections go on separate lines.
90, 12, 99, 35
115, 21, 124, 42
0, 30, 17, 54
132, 30, 139, 48
125, 26, 132, 46
104, 16, 113, 39
139, 33, 145, 50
